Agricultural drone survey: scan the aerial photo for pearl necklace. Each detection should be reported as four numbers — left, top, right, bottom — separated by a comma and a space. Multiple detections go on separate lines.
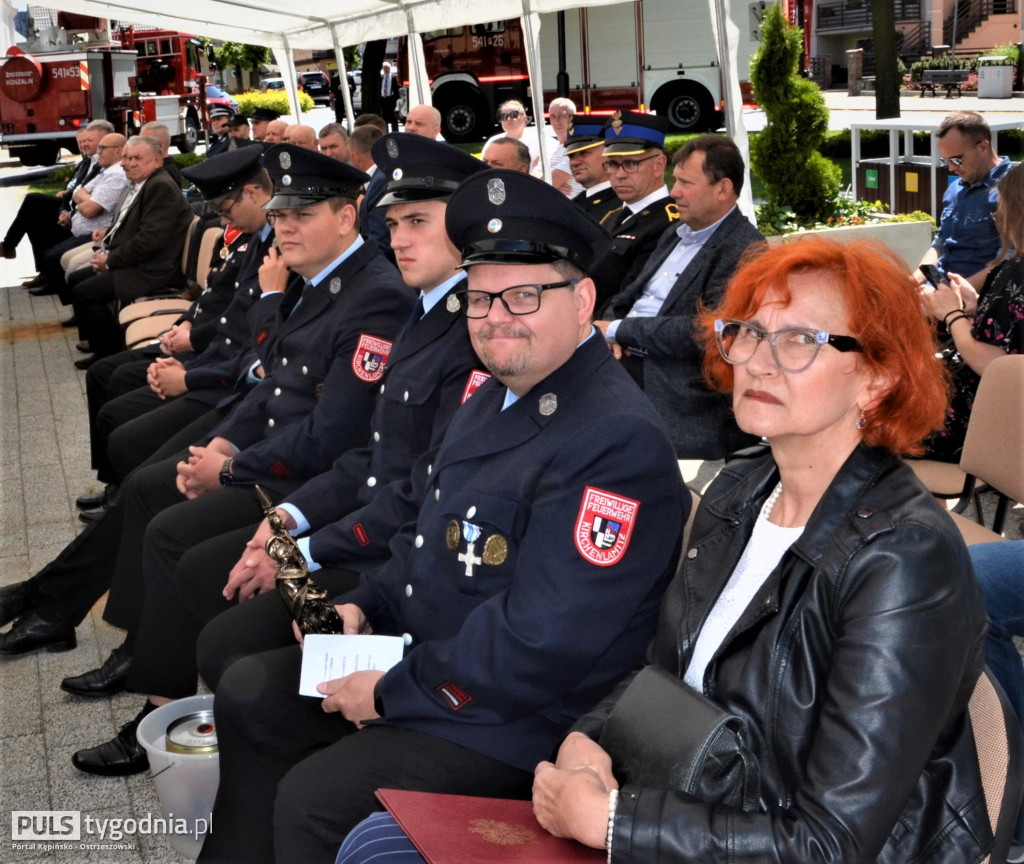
762, 482, 783, 523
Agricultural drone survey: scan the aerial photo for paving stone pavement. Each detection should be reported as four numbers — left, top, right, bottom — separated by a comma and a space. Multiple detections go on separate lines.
0, 158, 1020, 864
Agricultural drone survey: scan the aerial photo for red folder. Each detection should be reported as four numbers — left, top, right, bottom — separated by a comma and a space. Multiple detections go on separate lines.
376, 789, 605, 863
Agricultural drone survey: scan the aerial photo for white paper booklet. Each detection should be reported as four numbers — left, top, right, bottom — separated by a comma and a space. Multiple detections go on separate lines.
299, 634, 405, 697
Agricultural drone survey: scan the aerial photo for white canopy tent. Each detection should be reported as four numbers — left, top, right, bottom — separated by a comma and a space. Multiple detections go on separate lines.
46, 0, 752, 217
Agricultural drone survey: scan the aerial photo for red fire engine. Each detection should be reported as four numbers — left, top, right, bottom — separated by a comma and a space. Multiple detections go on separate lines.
399, 1, 772, 143
0, 14, 208, 166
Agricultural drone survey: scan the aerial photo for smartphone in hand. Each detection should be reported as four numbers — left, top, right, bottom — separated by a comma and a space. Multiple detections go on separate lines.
920, 264, 943, 287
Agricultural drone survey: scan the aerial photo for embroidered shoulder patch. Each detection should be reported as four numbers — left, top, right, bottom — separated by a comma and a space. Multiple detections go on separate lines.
436, 680, 472, 711
461, 369, 492, 403
574, 486, 639, 566
352, 334, 392, 383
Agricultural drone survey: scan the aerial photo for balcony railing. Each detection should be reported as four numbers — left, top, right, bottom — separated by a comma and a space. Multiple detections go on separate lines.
817, 1, 923, 32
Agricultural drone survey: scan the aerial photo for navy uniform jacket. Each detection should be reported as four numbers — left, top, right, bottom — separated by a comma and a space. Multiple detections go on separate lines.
345, 333, 687, 772
213, 240, 413, 497
178, 229, 249, 355
572, 185, 620, 224
285, 277, 490, 568
606, 206, 765, 459
359, 171, 393, 264
183, 229, 277, 406
593, 195, 679, 314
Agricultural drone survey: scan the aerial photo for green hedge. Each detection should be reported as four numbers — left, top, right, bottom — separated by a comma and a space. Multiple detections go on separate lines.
236, 90, 315, 116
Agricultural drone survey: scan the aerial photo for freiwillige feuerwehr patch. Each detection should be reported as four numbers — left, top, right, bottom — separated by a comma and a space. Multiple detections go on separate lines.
461, 369, 491, 403
574, 486, 639, 566
351, 334, 392, 382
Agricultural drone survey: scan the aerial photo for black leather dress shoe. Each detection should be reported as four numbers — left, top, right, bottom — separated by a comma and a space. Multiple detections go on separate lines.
78, 506, 106, 524
72, 704, 154, 776
73, 356, 97, 370
0, 581, 35, 628
61, 644, 131, 698
75, 484, 116, 511
0, 611, 76, 655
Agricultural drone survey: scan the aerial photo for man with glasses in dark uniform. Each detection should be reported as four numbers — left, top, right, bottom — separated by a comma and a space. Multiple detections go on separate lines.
195, 170, 687, 864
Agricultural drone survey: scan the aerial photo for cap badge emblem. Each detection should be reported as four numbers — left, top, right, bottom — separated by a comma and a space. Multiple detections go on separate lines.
611, 111, 623, 135
281, 174, 292, 186
539, 393, 558, 416
566, 122, 575, 137
392, 168, 403, 180
446, 294, 461, 313
279, 151, 292, 169
487, 218, 502, 233
387, 138, 399, 158
487, 178, 506, 206
329, 278, 341, 294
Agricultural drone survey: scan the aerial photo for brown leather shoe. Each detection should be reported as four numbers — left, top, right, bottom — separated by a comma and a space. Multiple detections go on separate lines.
76, 340, 91, 353
22, 273, 46, 288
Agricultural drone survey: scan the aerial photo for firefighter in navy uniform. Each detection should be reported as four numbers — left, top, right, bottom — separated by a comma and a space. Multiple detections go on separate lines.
564, 117, 619, 224
591, 110, 678, 314
61, 134, 496, 741
197, 170, 688, 864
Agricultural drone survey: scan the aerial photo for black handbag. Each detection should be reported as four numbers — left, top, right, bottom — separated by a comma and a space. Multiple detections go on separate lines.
598, 665, 761, 812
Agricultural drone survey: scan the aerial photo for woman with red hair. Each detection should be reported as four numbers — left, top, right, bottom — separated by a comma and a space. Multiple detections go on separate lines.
533, 237, 992, 862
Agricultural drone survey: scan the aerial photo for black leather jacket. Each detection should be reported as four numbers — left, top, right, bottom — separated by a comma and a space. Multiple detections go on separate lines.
575, 444, 991, 863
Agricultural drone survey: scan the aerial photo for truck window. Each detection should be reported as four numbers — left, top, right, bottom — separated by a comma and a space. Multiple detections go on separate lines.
422, 27, 463, 42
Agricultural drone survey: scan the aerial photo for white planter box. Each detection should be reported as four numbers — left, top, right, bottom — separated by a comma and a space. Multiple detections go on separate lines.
765, 220, 934, 270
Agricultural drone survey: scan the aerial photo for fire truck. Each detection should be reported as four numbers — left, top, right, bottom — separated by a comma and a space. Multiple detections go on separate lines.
0, 13, 208, 166
400, 0, 773, 143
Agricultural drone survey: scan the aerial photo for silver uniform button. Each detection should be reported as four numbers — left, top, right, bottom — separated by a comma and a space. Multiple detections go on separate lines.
402, 632, 413, 646
686, 547, 698, 559
302, 366, 308, 375
466, 506, 477, 519
373, 432, 380, 442
434, 488, 440, 501
405, 584, 413, 597
403, 391, 409, 402
274, 388, 281, 396
380, 384, 385, 394
225, 338, 231, 345
220, 317, 227, 324
268, 418, 275, 428
427, 464, 432, 475
367, 476, 377, 487
415, 535, 424, 548
282, 357, 288, 366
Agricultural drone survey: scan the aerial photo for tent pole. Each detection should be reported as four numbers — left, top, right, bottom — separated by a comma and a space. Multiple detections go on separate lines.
707, 0, 755, 224
273, 35, 303, 123
520, 0, 550, 182
329, 24, 356, 131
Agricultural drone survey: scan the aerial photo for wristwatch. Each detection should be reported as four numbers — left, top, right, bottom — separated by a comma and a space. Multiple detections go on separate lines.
219, 456, 234, 487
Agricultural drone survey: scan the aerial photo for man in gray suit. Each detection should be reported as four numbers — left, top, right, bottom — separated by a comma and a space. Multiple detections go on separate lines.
597, 135, 764, 459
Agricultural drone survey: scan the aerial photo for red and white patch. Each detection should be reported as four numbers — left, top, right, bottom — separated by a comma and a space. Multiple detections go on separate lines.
574, 486, 639, 566
461, 369, 492, 403
435, 680, 472, 711
351, 334, 392, 383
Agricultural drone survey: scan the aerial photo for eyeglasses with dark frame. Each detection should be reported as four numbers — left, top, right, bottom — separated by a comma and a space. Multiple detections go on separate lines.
939, 139, 982, 168
714, 319, 862, 373
602, 154, 659, 175
216, 191, 244, 219
455, 281, 579, 318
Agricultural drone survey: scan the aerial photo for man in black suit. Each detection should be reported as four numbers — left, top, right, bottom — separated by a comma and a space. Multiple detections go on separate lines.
70, 136, 193, 365
597, 135, 765, 459
379, 61, 399, 132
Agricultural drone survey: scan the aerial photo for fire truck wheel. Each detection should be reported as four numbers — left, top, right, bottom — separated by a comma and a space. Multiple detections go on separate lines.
654, 82, 717, 134
14, 142, 59, 167
174, 113, 200, 155
437, 88, 490, 144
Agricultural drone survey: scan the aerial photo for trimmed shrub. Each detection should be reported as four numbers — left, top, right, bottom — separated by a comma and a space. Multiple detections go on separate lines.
749, 3, 840, 219
237, 90, 315, 116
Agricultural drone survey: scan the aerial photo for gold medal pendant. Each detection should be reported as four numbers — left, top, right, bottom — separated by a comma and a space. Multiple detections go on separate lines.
482, 534, 508, 566
446, 520, 461, 551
